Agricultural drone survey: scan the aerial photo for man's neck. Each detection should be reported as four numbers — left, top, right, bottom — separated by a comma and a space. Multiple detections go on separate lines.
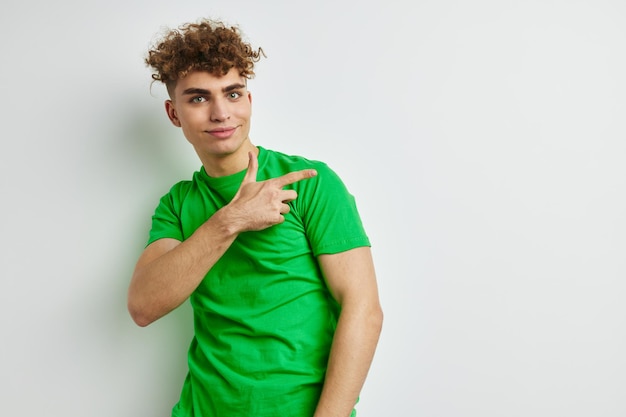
199, 141, 258, 178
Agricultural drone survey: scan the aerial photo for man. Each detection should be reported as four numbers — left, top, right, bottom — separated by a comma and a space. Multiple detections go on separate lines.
128, 18, 383, 417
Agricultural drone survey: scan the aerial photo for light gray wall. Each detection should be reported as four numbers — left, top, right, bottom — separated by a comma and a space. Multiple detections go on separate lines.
1, 0, 625, 415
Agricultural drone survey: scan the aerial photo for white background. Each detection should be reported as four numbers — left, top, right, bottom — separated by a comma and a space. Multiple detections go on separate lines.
1, 0, 625, 415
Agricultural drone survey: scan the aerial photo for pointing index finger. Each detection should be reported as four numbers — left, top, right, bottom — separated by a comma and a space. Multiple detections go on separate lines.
274, 169, 318, 188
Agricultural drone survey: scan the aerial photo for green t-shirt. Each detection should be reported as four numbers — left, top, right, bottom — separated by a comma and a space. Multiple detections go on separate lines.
148, 147, 370, 417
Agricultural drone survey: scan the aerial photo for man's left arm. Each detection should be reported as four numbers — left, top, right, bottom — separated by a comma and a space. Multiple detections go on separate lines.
314, 246, 384, 417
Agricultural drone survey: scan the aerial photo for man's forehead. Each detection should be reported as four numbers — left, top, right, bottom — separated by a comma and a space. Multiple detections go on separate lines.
177, 69, 246, 90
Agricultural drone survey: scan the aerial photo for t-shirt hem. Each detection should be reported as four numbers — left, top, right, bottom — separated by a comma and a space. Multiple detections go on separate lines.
314, 236, 371, 256
146, 234, 183, 247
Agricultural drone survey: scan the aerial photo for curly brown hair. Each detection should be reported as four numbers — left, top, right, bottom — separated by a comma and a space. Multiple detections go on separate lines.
146, 19, 264, 94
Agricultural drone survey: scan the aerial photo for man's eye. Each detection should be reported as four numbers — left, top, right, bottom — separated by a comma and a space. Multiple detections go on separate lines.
191, 96, 206, 103
229, 92, 241, 99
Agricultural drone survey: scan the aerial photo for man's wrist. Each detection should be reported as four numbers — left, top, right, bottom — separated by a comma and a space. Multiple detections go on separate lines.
211, 205, 244, 237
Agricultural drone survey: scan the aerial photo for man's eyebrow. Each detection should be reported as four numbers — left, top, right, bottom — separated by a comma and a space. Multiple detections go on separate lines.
182, 88, 211, 96
181, 84, 246, 96
222, 83, 247, 92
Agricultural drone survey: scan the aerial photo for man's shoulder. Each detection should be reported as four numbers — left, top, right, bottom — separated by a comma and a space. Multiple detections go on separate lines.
262, 147, 331, 173
160, 171, 202, 202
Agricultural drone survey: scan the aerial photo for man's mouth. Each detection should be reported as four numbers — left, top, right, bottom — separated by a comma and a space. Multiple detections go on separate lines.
207, 126, 237, 139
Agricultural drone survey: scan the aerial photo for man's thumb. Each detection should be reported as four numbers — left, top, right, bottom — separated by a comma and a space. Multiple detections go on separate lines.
242, 151, 258, 184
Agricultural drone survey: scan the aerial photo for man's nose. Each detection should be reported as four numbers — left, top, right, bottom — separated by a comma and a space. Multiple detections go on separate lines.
210, 100, 230, 122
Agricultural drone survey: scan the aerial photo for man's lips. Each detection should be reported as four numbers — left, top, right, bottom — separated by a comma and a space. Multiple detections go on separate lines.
206, 126, 237, 139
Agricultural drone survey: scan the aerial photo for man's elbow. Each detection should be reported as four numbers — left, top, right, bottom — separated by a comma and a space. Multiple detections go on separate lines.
369, 304, 384, 334
127, 295, 156, 327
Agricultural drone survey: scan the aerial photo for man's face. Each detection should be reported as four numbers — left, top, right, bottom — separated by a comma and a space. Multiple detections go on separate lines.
165, 68, 252, 162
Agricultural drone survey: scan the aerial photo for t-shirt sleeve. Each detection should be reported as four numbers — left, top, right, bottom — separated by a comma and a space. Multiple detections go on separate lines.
297, 162, 370, 256
146, 184, 186, 246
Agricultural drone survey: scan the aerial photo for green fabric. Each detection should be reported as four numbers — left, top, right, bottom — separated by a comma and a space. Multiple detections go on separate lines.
147, 147, 370, 417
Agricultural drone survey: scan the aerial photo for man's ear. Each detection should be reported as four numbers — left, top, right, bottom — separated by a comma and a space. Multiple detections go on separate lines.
165, 100, 181, 127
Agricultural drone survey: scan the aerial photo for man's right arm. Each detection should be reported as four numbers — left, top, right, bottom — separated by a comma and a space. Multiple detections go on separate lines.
127, 151, 317, 327
127, 208, 239, 327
